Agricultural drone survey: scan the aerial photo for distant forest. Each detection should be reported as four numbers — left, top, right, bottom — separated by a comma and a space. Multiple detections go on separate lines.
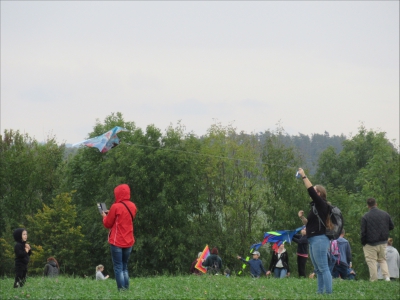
64, 130, 346, 175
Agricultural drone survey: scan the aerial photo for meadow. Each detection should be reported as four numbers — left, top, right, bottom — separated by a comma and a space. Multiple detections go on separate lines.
1, 275, 399, 300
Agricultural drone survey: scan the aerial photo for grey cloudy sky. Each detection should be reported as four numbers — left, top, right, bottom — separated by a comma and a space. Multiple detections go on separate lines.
1, 1, 399, 145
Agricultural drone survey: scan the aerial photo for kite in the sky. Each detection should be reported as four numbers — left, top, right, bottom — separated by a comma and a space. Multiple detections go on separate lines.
73, 126, 128, 153
195, 245, 210, 274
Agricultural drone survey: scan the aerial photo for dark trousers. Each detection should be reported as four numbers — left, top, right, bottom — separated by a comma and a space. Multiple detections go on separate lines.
332, 263, 348, 279
297, 256, 308, 278
14, 266, 27, 288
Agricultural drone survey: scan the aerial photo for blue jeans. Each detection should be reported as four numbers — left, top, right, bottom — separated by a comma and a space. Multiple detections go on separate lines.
110, 245, 132, 290
328, 253, 337, 275
273, 267, 287, 278
308, 235, 332, 294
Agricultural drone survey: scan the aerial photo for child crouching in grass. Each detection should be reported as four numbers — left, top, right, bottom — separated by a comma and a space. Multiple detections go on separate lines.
96, 265, 109, 280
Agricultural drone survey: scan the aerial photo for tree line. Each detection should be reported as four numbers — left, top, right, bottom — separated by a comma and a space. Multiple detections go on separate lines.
0, 112, 398, 279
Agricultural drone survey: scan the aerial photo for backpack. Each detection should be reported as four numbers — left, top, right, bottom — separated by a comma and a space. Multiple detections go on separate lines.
330, 239, 341, 265
312, 203, 344, 240
330, 240, 340, 256
207, 256, 221, 275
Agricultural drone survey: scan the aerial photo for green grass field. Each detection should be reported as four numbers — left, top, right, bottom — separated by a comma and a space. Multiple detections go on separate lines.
1, 275, 399, 299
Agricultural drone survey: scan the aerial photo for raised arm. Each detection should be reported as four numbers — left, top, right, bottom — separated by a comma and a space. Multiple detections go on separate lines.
298, 210, 308, 225
298, 168, 312, 189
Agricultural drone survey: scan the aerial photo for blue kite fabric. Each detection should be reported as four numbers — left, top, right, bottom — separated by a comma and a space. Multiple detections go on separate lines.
250, 226, 304, 253
73, 126, 128, 153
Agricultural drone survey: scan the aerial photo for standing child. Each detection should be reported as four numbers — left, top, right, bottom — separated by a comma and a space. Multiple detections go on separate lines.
96, 265, 110, 280
292, 226, 309, 278
237, 251, 267, 278
13, 228, 32, 288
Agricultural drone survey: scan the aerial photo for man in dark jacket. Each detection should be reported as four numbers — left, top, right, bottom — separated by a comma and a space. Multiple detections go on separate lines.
361, 198, 394, 281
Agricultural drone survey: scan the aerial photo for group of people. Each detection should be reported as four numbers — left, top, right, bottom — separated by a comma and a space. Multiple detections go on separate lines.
12, 177, 398, 294
13, 183, 137, 291
295, 168, 397, 294
188, 167, 397, 297
12, 227, 60, 288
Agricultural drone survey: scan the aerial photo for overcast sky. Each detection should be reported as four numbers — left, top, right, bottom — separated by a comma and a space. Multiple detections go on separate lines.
1, 1, 399, 146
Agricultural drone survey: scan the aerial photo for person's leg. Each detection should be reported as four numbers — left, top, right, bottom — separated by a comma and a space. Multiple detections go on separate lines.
332, 264, 340, 278
308, 239, 323, 294
273, 268, 280, 278
121, 246, 132, 289
110, 245, 125, 290
280, 269, 287, 279
377, 244, 390, 280
20, 269, 27, 287
298, 256, 307, 278
328, 254, 337, 276
363, 244, 378, 281
308, 235, 332, 294
14, 266, 25, 288
337, 263, 348, 279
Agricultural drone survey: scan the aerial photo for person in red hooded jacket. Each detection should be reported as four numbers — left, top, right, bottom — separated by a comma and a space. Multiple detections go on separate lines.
101, 184, 137, 290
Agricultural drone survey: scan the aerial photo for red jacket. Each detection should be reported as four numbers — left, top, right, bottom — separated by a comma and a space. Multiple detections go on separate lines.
103, 184, 137, 248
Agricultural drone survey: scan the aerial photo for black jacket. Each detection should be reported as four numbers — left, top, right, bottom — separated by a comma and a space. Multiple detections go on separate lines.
361, 206, 394, 246
13, 228, 32, 270
292, 234, 309, 255
268, 250, 290, 273
202, 254, 222, 271
306, 187, 329, 238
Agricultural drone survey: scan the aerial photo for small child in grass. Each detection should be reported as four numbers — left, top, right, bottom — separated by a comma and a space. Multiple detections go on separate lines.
224, 268, 231, 277
237, 251, 267, 278
96, 265, 109, 280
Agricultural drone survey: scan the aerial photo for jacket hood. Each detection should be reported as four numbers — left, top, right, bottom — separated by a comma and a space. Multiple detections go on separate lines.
114, 184, 131, 203
13, 228, 26, 243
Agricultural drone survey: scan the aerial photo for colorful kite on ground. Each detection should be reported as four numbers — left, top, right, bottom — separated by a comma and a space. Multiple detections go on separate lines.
195, 244, 210, 274
73, 126, 128, 153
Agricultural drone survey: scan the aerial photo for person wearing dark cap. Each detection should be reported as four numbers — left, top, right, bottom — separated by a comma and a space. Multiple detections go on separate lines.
13, 228, 32, 288
237, 251, 268, 278
202, 247, 223, 274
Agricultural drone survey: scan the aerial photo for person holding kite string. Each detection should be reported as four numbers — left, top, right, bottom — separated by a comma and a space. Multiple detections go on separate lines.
101, 184, 137, 291
266, 244, 290, 278
297, 168, 332, 294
